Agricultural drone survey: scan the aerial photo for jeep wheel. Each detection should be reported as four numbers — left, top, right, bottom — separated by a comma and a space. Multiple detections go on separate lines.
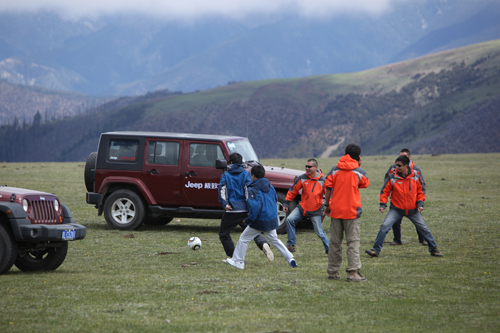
0, 224, 18, 274
104, 190, 146, 230
14, 242, 68, 272
145, 216, 174, 226
84, 152, 97, 192
276, 192, 295, 234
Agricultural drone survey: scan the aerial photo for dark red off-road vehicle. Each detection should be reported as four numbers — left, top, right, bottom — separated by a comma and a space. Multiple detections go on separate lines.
85, 131, 303, 231
0, 186, 86, 274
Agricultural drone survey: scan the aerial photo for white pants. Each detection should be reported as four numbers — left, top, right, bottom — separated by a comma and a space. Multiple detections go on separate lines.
232, 226, 294, 264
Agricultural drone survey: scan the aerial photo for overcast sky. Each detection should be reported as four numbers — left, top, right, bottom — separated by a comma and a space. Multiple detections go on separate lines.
0, 0, 413, 20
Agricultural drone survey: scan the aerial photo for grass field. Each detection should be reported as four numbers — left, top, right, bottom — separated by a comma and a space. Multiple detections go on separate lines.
1, 154, 499, 332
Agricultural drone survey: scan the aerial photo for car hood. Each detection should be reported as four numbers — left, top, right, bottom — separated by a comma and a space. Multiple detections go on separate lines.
0, 186, 56, 202
263, 165, 302, 190
264, 166, 302, 177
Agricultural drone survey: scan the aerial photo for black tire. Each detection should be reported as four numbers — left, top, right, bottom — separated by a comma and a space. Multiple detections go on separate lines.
84, 152, 97, 192
14, 242, 68, 272
0, 224, 18, 274
144, 216, 174, 226
276, 192, 296, 234
104, 189, 146, 230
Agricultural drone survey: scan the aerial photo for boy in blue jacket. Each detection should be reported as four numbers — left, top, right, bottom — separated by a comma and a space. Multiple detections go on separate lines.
224, 164, 297, 270
218, 153, 273, 261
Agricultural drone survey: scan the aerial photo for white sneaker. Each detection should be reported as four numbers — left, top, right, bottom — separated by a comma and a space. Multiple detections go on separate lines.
262, 243, 274, 262
224, 258, 244, 270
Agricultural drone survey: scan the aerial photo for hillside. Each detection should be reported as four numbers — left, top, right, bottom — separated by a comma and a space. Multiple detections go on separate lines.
0, 80, 111, 125
0, 39, 499, 162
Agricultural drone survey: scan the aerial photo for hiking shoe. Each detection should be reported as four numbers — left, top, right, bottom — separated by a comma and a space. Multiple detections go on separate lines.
328, 272, 341, 280
420, 240, 429, 246
262, 243, 274, 262
365, 249, 379, 257
430, 249, 443, 257
224, 258, 245, 269
390, 241, 402, 246
286, 244, 296, 253
347, 270, 367, 282
289, 259, 298, 268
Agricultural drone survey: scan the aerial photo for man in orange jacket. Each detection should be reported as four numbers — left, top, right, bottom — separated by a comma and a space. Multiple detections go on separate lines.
283, 158, 329, 254
384, 148, 427, 246
323, 144, 369, 282
365, 155, 443, 258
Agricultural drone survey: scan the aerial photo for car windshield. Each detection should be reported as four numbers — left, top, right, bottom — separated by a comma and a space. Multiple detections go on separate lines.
226, 139, 259, 163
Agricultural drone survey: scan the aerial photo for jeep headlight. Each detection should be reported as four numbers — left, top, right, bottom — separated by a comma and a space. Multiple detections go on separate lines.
54, 200, 59, 211
22, 199, 29, 211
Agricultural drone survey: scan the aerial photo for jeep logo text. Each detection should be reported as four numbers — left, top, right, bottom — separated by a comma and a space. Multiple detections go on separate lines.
185, 181, 218, 190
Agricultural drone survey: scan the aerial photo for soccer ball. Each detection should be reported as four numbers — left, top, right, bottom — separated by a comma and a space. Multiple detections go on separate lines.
188, 237, 202, 250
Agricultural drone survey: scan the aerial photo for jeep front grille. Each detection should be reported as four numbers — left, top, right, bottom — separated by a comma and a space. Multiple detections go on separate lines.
31, 200, 58, 224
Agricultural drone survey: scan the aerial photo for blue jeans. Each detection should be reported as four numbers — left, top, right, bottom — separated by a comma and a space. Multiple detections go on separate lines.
392, 218, 425, 244
372, 209, 437, 253
285, 207, 329, 252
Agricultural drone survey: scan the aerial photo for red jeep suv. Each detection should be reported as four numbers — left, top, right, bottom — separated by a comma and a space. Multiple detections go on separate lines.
0, 185, 86, 274
85, 132, 302, 231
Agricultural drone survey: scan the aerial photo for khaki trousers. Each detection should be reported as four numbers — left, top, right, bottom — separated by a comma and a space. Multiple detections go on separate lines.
327, 218, 361, 275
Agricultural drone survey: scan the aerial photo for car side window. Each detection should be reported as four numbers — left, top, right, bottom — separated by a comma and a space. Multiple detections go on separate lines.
107, 139, 139, 162
147, 141, 179, 165
189, 143, 223, 167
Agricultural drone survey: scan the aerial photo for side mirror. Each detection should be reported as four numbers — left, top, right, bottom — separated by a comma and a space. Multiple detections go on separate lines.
216, 159, 227, 170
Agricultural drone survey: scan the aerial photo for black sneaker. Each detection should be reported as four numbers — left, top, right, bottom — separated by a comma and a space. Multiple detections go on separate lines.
365, 249, 379, 257
430, 249, 443, 257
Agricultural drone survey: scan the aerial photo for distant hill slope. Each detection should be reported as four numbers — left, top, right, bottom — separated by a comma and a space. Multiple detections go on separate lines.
0, 39, 499, 162
0, 80, 111, 125
392, 2, 500, 63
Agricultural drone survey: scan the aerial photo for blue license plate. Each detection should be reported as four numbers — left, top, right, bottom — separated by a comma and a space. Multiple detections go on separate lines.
62, 229, 76, 240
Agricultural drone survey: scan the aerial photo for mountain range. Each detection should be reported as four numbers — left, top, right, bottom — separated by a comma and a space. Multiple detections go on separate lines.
1, 0, 500, 96
1, 39, 499, 162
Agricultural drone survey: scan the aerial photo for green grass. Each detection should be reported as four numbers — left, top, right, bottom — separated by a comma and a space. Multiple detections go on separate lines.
1, 154, 499, 332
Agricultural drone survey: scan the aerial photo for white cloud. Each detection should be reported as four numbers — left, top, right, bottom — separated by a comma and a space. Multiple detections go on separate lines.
0, 0, 409, 19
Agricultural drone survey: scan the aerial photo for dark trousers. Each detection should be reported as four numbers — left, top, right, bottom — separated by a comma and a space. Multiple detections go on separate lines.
219, 212, 268, 257
392, 217, 425, 244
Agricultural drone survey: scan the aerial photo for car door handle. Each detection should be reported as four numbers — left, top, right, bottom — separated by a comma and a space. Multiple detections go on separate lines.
185, 171, 197, 176
147, 169, 159, 174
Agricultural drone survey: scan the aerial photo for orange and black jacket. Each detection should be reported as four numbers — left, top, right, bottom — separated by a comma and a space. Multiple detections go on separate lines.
380, 168, 425, 215
284, 170, 325, 217
324, 155, 370, 220
384, 160, 426, 194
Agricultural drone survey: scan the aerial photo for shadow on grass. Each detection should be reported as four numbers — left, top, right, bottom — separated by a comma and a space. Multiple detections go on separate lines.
84, 216, 314, 233
149, 224, 221, 233
83, 221, 221, 233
